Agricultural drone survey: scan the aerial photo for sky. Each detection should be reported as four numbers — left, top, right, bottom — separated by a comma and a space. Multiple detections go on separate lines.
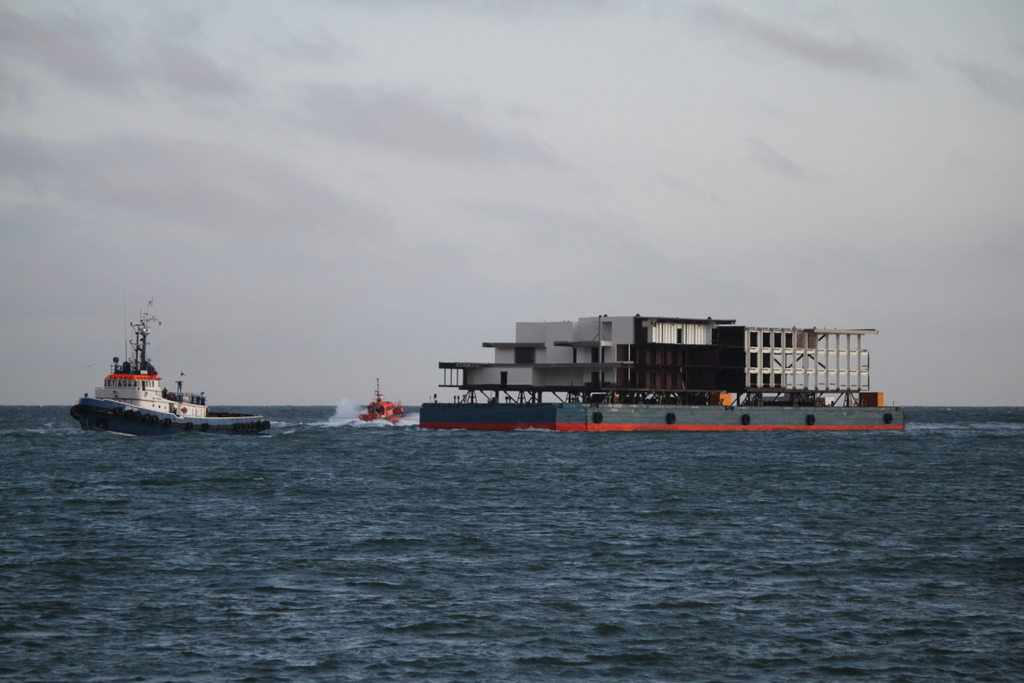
1, 0, 1022, 407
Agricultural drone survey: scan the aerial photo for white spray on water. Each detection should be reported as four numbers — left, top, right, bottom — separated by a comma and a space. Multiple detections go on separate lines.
328, 398, 363, 426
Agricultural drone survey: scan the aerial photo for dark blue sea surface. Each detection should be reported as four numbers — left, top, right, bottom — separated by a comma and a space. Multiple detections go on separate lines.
1, 406, 1022, 681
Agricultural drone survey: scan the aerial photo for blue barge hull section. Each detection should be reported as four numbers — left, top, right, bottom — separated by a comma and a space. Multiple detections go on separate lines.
419, 403, 904, 431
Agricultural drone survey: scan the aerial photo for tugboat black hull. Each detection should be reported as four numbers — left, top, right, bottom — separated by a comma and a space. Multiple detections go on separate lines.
70, 398, 269, 436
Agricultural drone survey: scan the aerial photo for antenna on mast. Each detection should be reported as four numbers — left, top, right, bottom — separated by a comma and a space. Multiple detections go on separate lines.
123, 291, 129, 363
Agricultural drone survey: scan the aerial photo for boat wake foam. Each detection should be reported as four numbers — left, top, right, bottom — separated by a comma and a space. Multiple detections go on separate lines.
327, 398, 363, 426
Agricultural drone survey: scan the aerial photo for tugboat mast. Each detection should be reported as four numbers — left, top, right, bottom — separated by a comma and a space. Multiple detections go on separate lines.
129, 311, 159, 373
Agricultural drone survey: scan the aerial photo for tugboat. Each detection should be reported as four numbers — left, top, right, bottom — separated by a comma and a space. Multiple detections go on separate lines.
69, 309, 269, 435
359, 379, 404, 423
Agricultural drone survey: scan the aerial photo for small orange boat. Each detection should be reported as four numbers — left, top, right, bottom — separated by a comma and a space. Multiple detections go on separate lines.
359, 379, 404, 423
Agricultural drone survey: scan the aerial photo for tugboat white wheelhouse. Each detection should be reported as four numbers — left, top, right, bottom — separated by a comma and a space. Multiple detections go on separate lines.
70, 310, 269, 435
419, 315, 904, 431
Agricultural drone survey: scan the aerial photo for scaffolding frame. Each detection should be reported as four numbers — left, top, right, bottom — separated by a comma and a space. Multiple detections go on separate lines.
744, 327, 875, 394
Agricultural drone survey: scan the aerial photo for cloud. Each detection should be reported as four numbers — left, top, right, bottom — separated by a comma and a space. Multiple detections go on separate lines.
0, 6, 247, 97
0, 134, 383, 240
657, 172, 730, 207
947, 58, 1024, 107
694, 4, 907, 76
0, 7, 131, 90
745, 138, 807, 179
323, 0, 611, 17
0, 64, 29, 109
457, 199, 677, 277
152, 43, 244, 94
300, 83, 556, 164
271, 33, 356, 64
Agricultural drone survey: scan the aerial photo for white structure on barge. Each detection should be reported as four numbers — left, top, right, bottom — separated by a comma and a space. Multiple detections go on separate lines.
439, 315, 883, 408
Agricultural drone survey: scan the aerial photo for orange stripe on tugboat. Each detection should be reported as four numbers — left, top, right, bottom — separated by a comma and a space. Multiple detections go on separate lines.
105, 374, 162, 381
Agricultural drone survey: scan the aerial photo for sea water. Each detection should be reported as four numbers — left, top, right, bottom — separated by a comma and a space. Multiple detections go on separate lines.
1, 406, 1022, 681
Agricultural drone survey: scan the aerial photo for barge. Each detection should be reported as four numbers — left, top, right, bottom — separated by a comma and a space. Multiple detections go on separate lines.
420, 314, 903, 431
70, 309, 269, 435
